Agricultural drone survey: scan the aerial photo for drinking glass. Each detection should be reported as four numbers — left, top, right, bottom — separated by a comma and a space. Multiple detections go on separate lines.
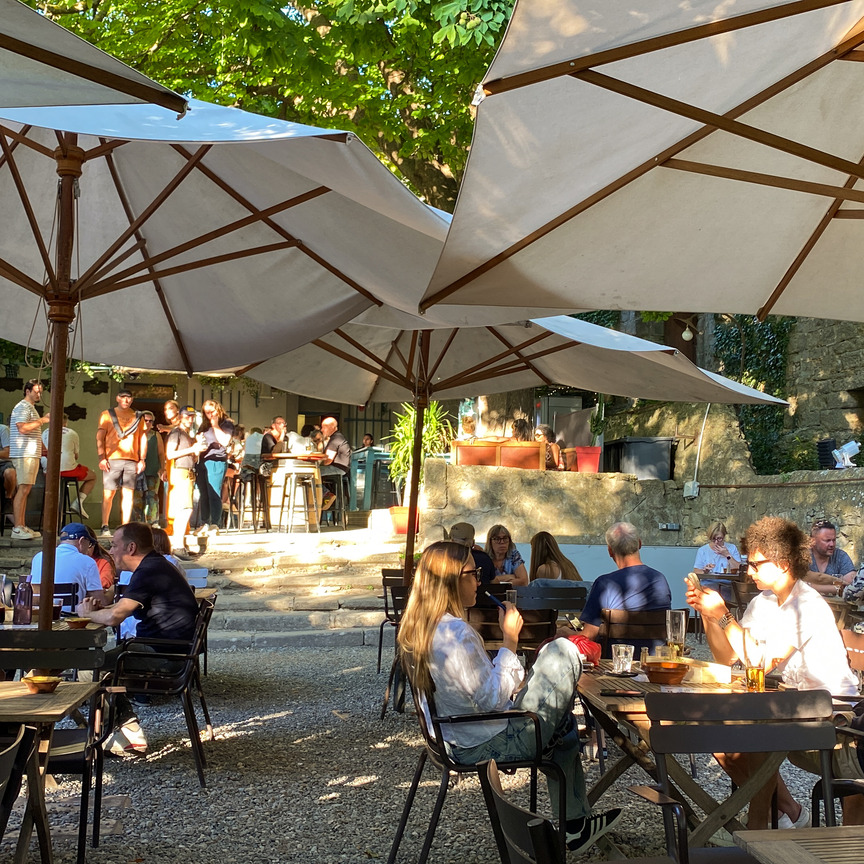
743, 635, 766, 692
612, 643, 634, 674
505, 589, 517, 606
666, 609, 687, 659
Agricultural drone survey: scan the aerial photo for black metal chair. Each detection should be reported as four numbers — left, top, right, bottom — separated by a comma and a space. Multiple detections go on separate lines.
645, 690, 838, 849
380, 584, 410, 719
0, 725, 29, 841
387, 663, 568, 864
112, 598, 216, 786
730, 581, 760, 620
515, 583, 589, 619
377, 570, 404, 674
598, 607, 669, 659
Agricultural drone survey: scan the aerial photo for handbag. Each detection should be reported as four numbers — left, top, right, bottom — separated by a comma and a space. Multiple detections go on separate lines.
258, 461, 273, 478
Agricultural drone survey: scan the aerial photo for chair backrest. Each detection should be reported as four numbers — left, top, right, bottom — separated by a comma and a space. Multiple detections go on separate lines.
598, 607, 669, 657
645, 690, 837, 755
730, 580, 760, 618
841, 629, 864, 673
478, 759, 564, 864
191, 597, 216, 657
0, 726, 24, 801
467, 606, 557, 654
0, 725, 32, 838
32, 580, 80, 610
516, 584, 589, 615
381, 570, 404, 621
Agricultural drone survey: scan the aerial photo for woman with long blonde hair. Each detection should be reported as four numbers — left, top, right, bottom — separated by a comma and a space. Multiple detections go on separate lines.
529, 532, 582, 582
195, 399, 235, 535
398, 541, 621, 852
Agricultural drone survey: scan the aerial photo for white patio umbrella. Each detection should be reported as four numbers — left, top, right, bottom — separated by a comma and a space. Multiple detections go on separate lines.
420, 0, 864, 322
0, 97, 448, 624
1, 0, 186, 113
241, 312, 785, 571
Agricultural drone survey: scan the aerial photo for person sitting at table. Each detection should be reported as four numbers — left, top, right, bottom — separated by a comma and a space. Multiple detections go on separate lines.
687, 516, 863, 829
397, 540, 622, 852
804, 518, 856, 597
30, 522, 106, 611
448, 521, 496, 586
511, 417, 532, 441
529, 531, 582, 582
579, 522, 671, 657
535, 424, 563, 470
362, 432, 374, 448
486, 524, 529, 586
693, 521, 741, 576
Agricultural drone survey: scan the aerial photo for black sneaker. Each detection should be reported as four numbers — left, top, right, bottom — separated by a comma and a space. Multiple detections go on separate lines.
566, 808, 623, 853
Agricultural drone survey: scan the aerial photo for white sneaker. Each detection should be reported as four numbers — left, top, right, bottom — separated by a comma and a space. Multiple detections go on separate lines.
778, 804, 810, 829
70, 499, 89, 520
103, 719, 148, 755
11, 526, 38, 540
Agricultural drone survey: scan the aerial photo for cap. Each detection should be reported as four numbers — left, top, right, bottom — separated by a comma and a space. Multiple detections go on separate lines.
60, 523, 91, 541
180, 405, 197, 417
117, 388, 132, 397
448, 522, 475, 545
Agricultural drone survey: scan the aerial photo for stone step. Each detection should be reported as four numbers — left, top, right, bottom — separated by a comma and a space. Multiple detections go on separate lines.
207, 626, 394, 651
210, 588, 384, 611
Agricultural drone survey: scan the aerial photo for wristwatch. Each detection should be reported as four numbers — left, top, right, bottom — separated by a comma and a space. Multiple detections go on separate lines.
718, 612, 735, 630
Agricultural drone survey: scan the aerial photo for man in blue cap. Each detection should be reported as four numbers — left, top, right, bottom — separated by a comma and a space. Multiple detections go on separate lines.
30, 522, 106, 610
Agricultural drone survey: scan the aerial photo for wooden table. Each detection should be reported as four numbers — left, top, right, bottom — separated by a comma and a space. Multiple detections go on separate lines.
825, 597, 864, 630
0, 680, 100, 864
734, 826, 864, 864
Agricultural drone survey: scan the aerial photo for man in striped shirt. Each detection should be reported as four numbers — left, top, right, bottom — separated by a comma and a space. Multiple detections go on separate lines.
9, 379, 49, 541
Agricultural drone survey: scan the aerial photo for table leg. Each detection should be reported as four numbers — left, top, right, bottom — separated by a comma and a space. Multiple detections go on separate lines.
14, 722, 54, 864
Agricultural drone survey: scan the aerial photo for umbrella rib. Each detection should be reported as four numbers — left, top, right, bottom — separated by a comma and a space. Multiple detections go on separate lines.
757, 152, 864, 319
405, 332, 420, 388
427, 329, 460, 382
482, 0, 851, 96
100, 150, 194, 375
85, 241, 298, 297
170, 144, 384, 307
311, 339, 411, 389
0, 132, 57, 292
486, 327, 554, 386
79, 191, 313, 296
0, 123, 53, 158
75, 144, 212, 290
0, 33, 186, 114
330, 328, 411, 383
84, 139, 129, 161
664, 159, 864, 204
575, 68, 864, 182
0, 257, 45, 295
420, 19, 864, 311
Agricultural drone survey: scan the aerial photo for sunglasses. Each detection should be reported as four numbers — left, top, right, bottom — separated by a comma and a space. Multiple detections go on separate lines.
746, 559, 774, 574
461, 567, 482, 581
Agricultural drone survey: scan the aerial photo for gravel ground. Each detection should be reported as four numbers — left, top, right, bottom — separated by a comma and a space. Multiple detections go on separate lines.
2, 638, 832, 864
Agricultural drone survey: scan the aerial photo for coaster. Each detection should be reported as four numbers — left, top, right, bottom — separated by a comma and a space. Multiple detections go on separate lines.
606, 670, 639, 678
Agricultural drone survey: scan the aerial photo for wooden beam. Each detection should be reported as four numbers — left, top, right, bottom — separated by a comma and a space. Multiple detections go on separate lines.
83, 139, 129, 161
0, 33, 187, 114
427, 329, 460, 382
0, 123, 54, 158
663, 158, 864, 203
486, 326, 554, 385
420, 17, 864, 311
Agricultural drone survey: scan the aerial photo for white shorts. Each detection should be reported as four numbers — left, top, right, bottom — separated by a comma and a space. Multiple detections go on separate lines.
12, 456, 39, 486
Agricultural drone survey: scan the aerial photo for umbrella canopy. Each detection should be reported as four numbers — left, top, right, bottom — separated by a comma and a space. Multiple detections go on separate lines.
244, 312, 787, 406
1, 0, 186, 113
0, 97, 448, 624
420, 0, 864, 322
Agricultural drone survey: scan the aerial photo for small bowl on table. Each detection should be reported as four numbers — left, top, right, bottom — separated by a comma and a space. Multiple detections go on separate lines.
64, 618, 90, 630
23, 675, 62, 694
644, 662, 689, 686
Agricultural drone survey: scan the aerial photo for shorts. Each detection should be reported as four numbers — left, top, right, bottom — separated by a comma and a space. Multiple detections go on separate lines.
61, 464, 90, 481
0, 459, 13, 478
788, 737, 864, 780
103, 459, 138, 491
12, 456, 39, 486
169, 468, 195, 510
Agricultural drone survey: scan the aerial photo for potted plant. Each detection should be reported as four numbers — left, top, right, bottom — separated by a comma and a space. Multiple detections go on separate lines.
387, 401, 454, 533
574, 395, 605, 473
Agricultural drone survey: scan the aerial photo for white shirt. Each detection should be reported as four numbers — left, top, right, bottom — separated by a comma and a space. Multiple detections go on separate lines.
10, 399, 41, 458
740, 579, 859, 696
423, 613, 524, 748
694, 542, 741, 573
42, 426, 79, 472
30, 543, 102, 610
0, 423, 9, 453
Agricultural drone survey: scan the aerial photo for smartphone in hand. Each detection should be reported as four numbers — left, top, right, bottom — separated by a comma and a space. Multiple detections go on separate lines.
684, 572, 703, 592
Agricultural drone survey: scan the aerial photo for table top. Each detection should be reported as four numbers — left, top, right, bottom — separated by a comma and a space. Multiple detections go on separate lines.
734, 826, 864, 864
578, 661, 738, 714
0, 680, 100, 724
0, 619, 107, 647
272, 452, 326, 461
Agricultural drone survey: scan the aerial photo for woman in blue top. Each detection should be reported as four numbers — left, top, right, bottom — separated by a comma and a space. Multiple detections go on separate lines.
485, 524, 528, 586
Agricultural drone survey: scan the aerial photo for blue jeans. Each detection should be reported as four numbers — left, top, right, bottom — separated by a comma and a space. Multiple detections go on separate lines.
200, 460, 227, 526
450, 638, 589, 822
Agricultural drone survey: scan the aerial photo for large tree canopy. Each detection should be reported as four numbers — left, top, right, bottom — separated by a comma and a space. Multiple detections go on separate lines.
29, 0, 512, 210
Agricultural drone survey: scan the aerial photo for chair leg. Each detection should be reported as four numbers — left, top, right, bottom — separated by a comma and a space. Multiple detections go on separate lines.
417, 768, 450, 864
377, 620, 388, 674
76, 758, 92, 864
381, 651, 400, 720
93, 747, 103, 848
387, 750, 427, 864
181, 689, 207, 787
194, 668, 215, 741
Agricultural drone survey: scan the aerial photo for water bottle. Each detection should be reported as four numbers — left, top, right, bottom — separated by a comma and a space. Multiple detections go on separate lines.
13, 574, 33, 626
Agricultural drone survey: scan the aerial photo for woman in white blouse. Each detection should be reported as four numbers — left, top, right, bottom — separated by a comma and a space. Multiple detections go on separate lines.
397, 541, 621, 853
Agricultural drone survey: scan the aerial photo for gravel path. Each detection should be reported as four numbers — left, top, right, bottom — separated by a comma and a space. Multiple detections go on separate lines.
3, 639, 832, 863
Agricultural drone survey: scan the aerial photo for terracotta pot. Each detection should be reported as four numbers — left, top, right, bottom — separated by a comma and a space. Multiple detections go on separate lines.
574, 446, 602, 473
389, 506, 418, 534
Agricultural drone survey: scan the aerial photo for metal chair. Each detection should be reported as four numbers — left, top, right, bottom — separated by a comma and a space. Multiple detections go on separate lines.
112, 597, 216, 786
59, 475, 82, 530
380, 584, 410, 719
598, 607, 669, 659
377, 569, 404, 674
730, 580, 761, 620
515, 583, 589, 618
0, 725, 29, 841
387, 663, 568, 864
645, 690, 838, 849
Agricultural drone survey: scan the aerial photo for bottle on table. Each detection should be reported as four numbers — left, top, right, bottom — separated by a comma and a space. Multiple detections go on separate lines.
13, 574, 33, 626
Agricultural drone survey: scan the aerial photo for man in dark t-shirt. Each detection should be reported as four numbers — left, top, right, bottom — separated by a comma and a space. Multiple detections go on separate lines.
580, 521, 672, 658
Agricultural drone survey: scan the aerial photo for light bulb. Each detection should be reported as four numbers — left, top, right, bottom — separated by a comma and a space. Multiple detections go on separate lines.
681, 326, 694, 342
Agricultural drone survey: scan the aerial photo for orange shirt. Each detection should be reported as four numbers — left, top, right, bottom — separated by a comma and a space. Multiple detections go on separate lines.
98, 407, 146, 461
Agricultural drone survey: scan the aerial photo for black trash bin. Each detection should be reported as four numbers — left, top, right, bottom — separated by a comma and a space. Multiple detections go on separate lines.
604, 437, 676, 481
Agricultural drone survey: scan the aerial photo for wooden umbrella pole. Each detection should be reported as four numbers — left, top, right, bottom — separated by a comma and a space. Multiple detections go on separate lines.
36, 143, 83, 630
402, 331, 431, 585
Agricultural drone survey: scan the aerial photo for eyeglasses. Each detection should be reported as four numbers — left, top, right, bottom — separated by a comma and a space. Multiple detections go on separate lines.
747, 559, 774, 574
461, 567, 482, 582
491, 535, 510, 543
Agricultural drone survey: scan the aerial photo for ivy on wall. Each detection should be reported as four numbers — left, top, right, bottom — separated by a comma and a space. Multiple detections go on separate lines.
713, 315, 807, 474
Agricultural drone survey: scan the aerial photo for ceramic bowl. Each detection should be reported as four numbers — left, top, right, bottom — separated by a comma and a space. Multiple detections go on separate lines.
644, 662, 688, 685
65, 618, 90, 630
23, 675, 62, 694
